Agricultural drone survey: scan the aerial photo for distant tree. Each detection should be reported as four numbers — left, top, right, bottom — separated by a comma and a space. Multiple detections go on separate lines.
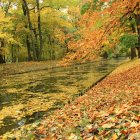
0, 0, 80, 63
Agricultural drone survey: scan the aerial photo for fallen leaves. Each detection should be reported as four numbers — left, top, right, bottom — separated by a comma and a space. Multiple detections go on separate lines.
6, 61, 140, 139
30, 63, 140, 139
128, 133, 140, 140
102, 123, 115, 129
111, 133, 118, 140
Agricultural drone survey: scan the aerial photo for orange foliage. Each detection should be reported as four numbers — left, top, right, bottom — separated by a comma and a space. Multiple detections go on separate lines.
62, 0, 140, 63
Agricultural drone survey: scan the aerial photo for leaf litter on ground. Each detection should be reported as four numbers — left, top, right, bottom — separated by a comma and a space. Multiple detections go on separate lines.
2, 60, 140, 140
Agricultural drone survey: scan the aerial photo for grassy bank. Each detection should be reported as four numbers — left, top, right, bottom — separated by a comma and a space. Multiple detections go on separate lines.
2, 59, 140, 139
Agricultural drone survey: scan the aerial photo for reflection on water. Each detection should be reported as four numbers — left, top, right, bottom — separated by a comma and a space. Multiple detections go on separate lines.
0, 59, 127, 135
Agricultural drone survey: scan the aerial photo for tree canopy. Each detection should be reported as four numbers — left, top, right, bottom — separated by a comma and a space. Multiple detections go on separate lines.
62, 0, 140, 63
0, 0, 140, 64
0, 0, 81, 63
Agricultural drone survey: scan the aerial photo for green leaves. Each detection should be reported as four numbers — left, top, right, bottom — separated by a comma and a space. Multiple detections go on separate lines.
81, 2, 91, 15
120, 34, 138, 48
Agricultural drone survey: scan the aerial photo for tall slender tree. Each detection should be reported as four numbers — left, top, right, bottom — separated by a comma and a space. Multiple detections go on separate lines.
36, 0, 43, 60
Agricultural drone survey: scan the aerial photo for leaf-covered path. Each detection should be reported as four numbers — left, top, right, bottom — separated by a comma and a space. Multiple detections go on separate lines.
4, 60, 140, 139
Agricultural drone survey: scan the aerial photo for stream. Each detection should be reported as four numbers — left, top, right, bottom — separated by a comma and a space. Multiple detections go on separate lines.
0, 58, 127, 135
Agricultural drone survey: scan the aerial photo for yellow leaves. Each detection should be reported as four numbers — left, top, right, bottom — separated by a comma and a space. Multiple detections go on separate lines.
85, 136, 98, 140
2, 60, 139, 139
0, 10, 13, 29
6, 88, 18, 93
68, 6, 80, 17
102, 123, 115, 129
0, 33, 21, 47
103, 40, 110, 46
68, 133, 78, 140
41, 7, 56, 15
111, 133, 118, 140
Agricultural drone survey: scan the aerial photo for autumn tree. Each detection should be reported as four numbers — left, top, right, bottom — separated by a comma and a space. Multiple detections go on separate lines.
0, 0, 21, 63
63, 0, 140, 64
0, 0, 80, 63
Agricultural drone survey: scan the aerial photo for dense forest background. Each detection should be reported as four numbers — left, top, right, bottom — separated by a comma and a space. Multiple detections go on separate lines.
0, 0, 140, 63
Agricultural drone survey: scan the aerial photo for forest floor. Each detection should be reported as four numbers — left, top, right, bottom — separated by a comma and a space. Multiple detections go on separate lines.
2, 59, 140, 140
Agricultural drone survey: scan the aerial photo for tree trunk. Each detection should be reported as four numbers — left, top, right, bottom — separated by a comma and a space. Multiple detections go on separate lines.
22, 0, 37, 60
33, 28, 39, 60
22, 3, 33, 61
102, 51, 108, 59
130, 47, 137, 59
136, 47, 140, 58
36, 0, 43, 60
130, 20, 137, 59
0, 41, 5, 63
48, 35, 53, 60
26, 37, 32, 61
0, 53, 5, 63
135, 3, 140, 58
